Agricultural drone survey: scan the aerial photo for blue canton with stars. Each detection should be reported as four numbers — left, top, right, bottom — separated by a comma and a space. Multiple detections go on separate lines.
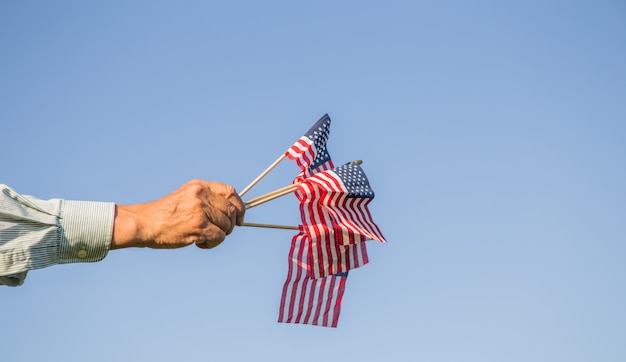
304, 114, 332, 170
334, 162, 375, 198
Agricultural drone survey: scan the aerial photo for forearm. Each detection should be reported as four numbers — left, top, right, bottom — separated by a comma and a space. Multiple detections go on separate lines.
2, 180, 245, 286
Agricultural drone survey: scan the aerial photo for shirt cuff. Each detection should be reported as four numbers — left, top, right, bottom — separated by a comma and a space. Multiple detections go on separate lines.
59, 200, 115, 264
0, 272, 27, 287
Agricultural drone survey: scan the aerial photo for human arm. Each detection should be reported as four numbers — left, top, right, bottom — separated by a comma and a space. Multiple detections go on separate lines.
0, 180, 245, 286
0, 184, 114, 286
111, 180, 245, 250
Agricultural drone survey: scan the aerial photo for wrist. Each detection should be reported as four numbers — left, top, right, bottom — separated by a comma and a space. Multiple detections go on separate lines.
111, 205, 144, 249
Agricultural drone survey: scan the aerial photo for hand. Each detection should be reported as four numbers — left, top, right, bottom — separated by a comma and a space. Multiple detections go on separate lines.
111, 180, 245, 250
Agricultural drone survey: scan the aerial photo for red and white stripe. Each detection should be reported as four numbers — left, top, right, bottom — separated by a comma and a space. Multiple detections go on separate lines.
307, 170, 386, 244
285, 137, 315, 171
278, 230, 348, 328
296, 182, 369, 279
286, 138, 335, 182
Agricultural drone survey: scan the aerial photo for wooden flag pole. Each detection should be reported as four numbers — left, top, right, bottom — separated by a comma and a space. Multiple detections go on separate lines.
241, 222, 299, 230
244, 183, 300, 205
239, 154, 287, 197
243, 160, 363, 207
245, 183, 299, 209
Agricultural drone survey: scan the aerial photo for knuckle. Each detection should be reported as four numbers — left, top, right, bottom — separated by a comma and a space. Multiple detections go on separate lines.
191, 198, 204, 210
190, 214, 207, 229
187, 183, 204, 196
223, 184, 236, 195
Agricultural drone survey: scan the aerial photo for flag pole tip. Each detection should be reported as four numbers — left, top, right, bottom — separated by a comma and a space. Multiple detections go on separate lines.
350, 160, 363, 165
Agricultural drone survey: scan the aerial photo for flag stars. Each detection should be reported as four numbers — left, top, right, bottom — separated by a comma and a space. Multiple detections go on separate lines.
302, 116, 332, 172
335, 163, 374, 198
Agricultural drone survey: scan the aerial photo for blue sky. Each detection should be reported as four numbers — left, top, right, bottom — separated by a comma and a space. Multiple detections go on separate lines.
1, 1, 625, 361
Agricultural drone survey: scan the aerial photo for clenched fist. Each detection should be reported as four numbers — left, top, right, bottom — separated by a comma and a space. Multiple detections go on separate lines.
111, 180, 245, 250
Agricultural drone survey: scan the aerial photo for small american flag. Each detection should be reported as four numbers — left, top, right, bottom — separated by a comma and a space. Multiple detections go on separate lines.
286, 120, 373, 278
278, 228, 348, 328
304, 162, 386, 245
285, 114, 334, 177
296, 181, 369, 279
279, 115, 378, 326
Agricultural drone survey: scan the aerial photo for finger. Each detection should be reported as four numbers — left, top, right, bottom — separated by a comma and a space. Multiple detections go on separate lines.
195, 226, 226, 249
228, 194, 246, 226
195, 238, 223, 249
205, 206, 233, 235
215, 202, 238, 235
224, 202, 237, 235
209, 184, 245, 227
196, 181, 242, 232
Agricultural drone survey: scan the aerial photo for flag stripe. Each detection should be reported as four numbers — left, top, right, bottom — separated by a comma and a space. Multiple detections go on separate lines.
284, 114, 332, 175
278, 230, 348, 328
295, 183, 369, 278
286, 137, 315, 171
304, 165, 386, 244
308, 171, 375, 242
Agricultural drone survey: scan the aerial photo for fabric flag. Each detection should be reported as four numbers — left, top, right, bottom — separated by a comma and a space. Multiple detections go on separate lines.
278, 227, 348, 328
280, 114, 369, 328
296, 180, 369, 279
303, 162, 386, 245
284, 114, 368, 278
285, 114, 334, 177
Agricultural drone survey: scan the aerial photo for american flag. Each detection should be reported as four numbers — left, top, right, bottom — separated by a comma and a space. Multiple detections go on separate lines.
278, 228, 348, 328
296, 181, 369, 279
279, 114, 376, 326
284, 114, 334, 177
283, 115, 368, 278
304, 162, 386, 245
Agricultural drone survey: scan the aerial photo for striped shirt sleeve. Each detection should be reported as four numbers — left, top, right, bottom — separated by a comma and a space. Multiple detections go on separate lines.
0, 184, 115, 286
